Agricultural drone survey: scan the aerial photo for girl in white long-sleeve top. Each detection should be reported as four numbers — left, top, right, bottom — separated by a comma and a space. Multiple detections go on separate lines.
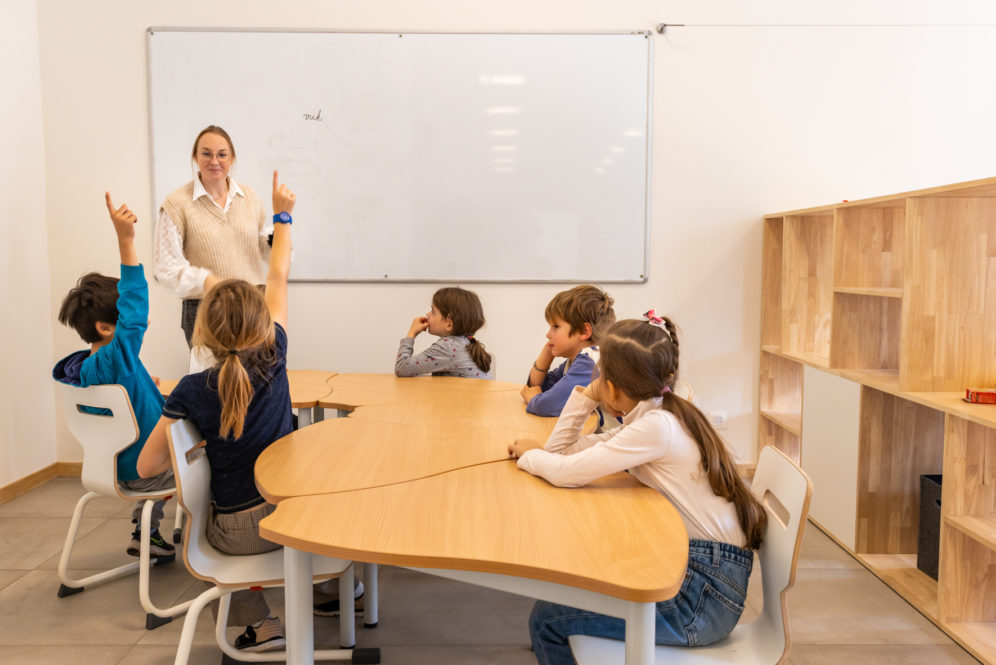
508, 312, 767, 665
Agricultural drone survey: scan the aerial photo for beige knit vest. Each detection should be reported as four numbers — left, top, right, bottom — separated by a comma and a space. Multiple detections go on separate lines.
160, 181, 266, 287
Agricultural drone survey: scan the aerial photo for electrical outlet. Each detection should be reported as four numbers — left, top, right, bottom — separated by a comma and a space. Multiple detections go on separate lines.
709, 411, 727, 430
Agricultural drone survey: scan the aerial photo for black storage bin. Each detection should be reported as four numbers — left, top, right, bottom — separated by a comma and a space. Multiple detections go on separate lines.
916, 474, 942, 580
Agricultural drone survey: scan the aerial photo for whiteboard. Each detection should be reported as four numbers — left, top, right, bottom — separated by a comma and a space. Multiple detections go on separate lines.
147, 30, 652, 282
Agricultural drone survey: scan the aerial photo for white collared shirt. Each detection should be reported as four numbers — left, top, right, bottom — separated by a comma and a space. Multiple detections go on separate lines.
153, 175, 273, 298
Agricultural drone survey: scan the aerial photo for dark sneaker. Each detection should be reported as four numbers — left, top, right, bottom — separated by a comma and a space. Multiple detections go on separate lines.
234, 616, 285, 652
126, 528, 176, 557
314, 581, 365, 616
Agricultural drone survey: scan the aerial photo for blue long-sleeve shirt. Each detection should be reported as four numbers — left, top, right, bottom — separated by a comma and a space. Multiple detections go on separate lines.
53, 264, 164, 482
525, 346, 600, 417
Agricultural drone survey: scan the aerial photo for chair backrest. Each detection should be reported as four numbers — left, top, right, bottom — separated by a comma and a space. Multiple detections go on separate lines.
56, 382, 139, 497
168, 417, 294, 588
166, 417, 221, 583
745, 445, 813, 664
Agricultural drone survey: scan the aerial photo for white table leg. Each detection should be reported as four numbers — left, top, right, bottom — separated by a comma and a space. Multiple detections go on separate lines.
624, 601, 655, 665
339, 565, 356, 648
363, 562, 379, 626
297, 407, 313, 429
313, 406, 325, 423
284, 546, 314, 665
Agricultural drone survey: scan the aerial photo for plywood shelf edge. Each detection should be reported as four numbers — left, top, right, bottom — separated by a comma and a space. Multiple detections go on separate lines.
945, 515, 996, 552
833, 286, 903, 298
759, 410, 802, 436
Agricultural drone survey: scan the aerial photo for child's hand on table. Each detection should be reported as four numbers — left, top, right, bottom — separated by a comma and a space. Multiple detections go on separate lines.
508, 438, 543, 459
520, 384, 541, 403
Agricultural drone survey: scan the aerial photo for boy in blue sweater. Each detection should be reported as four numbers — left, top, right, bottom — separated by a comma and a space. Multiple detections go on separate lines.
53, 193, 174, 557
520, 285, 615, 417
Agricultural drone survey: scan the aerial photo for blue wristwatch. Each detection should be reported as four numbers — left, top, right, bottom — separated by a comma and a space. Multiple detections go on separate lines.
273, 212, 292, 224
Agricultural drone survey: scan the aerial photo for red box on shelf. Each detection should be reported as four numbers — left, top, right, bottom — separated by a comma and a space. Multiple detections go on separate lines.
965, 388, 996, 404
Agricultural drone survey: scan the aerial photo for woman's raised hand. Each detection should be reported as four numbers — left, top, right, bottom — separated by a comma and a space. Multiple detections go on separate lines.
272, 169, 297, 215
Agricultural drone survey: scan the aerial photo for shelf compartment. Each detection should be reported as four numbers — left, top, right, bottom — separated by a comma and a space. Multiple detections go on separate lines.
856, 553, 938, 620
829, 291, 901, 371
759, 351, 801, 420
856, 388, 944, 555
901, 196, 996, 392
759, 417, 799, 464
781, 214, 833, 361
942, 416, 996, 525
833, 205, 905, 290
761, 217, 784, 348
938, 528, 996, 639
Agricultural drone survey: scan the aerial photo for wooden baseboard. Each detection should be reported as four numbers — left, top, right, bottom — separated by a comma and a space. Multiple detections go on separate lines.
0, 462, 84, 505
0, 464, 58, 504
57, 462, 83, 477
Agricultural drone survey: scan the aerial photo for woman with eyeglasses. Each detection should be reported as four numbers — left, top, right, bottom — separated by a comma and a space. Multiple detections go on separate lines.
154, 125, 273, 347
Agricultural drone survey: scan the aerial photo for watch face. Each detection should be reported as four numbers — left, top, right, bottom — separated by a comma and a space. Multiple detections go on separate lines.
278, 212, 291, 222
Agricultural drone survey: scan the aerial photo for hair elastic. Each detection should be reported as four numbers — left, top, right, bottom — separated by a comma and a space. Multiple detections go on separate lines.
466, 335, 476, 343
228, 349, 239, 355
660, 386, 672, 396
642, 309, 673, 342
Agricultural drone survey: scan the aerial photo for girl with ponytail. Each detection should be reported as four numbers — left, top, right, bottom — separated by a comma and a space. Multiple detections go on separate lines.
509, 312, 766, 665
137, 171, 297, 652
395, 286, 495, 379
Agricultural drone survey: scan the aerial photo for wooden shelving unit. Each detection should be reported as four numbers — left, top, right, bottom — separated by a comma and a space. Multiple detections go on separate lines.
758, 177, 996, 665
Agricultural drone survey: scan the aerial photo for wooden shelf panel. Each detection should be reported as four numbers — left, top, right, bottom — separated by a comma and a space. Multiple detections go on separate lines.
900, 197, 996, 392
944, 622, 996, 665
946, 515, 996, 552
759, 410, 801, 436
836, 368, 899, 394
909, 392, 996, 429
766, 175, 996, 217
778, 350, 830, 369
833, 286, 902, 298
782, 215, 834, 358
856, 553, 938, 620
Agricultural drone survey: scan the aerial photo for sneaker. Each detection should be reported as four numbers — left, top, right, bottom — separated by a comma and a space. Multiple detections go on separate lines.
126, 528, 176, 557
313, 581, 365, 616
234, 616, 286, 652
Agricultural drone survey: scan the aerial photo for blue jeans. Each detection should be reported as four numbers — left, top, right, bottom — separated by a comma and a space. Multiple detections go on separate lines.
529, 540, 753, 665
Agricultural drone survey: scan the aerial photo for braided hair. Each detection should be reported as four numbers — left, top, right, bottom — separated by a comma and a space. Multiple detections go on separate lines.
599, 317, 767, 549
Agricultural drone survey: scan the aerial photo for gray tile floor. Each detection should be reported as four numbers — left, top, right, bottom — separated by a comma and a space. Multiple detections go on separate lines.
0, 477, 981, 665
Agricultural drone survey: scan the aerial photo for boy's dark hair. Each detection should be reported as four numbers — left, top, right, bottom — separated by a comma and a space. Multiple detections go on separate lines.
544, 285, 616, 343
58, 272, 119, 344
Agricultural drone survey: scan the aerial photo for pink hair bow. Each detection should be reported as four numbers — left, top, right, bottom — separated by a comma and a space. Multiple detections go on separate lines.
643, 309, 665, 326
642, 309, 673, 342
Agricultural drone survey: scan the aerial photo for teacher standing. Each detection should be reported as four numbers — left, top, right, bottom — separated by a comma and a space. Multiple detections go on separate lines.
154, 125, 271, 347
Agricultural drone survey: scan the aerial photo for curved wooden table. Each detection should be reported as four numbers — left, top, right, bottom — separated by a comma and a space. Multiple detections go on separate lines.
319, 373, 521, 412
255, 373, 689, 665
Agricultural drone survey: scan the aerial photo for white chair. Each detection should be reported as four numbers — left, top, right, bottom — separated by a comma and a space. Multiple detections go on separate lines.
56, 382, 188, 630
167, 417, 380, 665
569, 444, 813, 665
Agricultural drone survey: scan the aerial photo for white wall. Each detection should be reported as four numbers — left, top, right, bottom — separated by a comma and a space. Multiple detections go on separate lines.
26, 0, 996, 469
0, 0, 55, 486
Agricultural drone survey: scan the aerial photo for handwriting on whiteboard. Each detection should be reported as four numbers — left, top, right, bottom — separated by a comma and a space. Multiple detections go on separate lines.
303, 109, 323, 121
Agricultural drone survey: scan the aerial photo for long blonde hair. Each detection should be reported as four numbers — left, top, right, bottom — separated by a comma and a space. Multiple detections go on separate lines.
192, 280, 276, 439
600, 318, 768, 549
